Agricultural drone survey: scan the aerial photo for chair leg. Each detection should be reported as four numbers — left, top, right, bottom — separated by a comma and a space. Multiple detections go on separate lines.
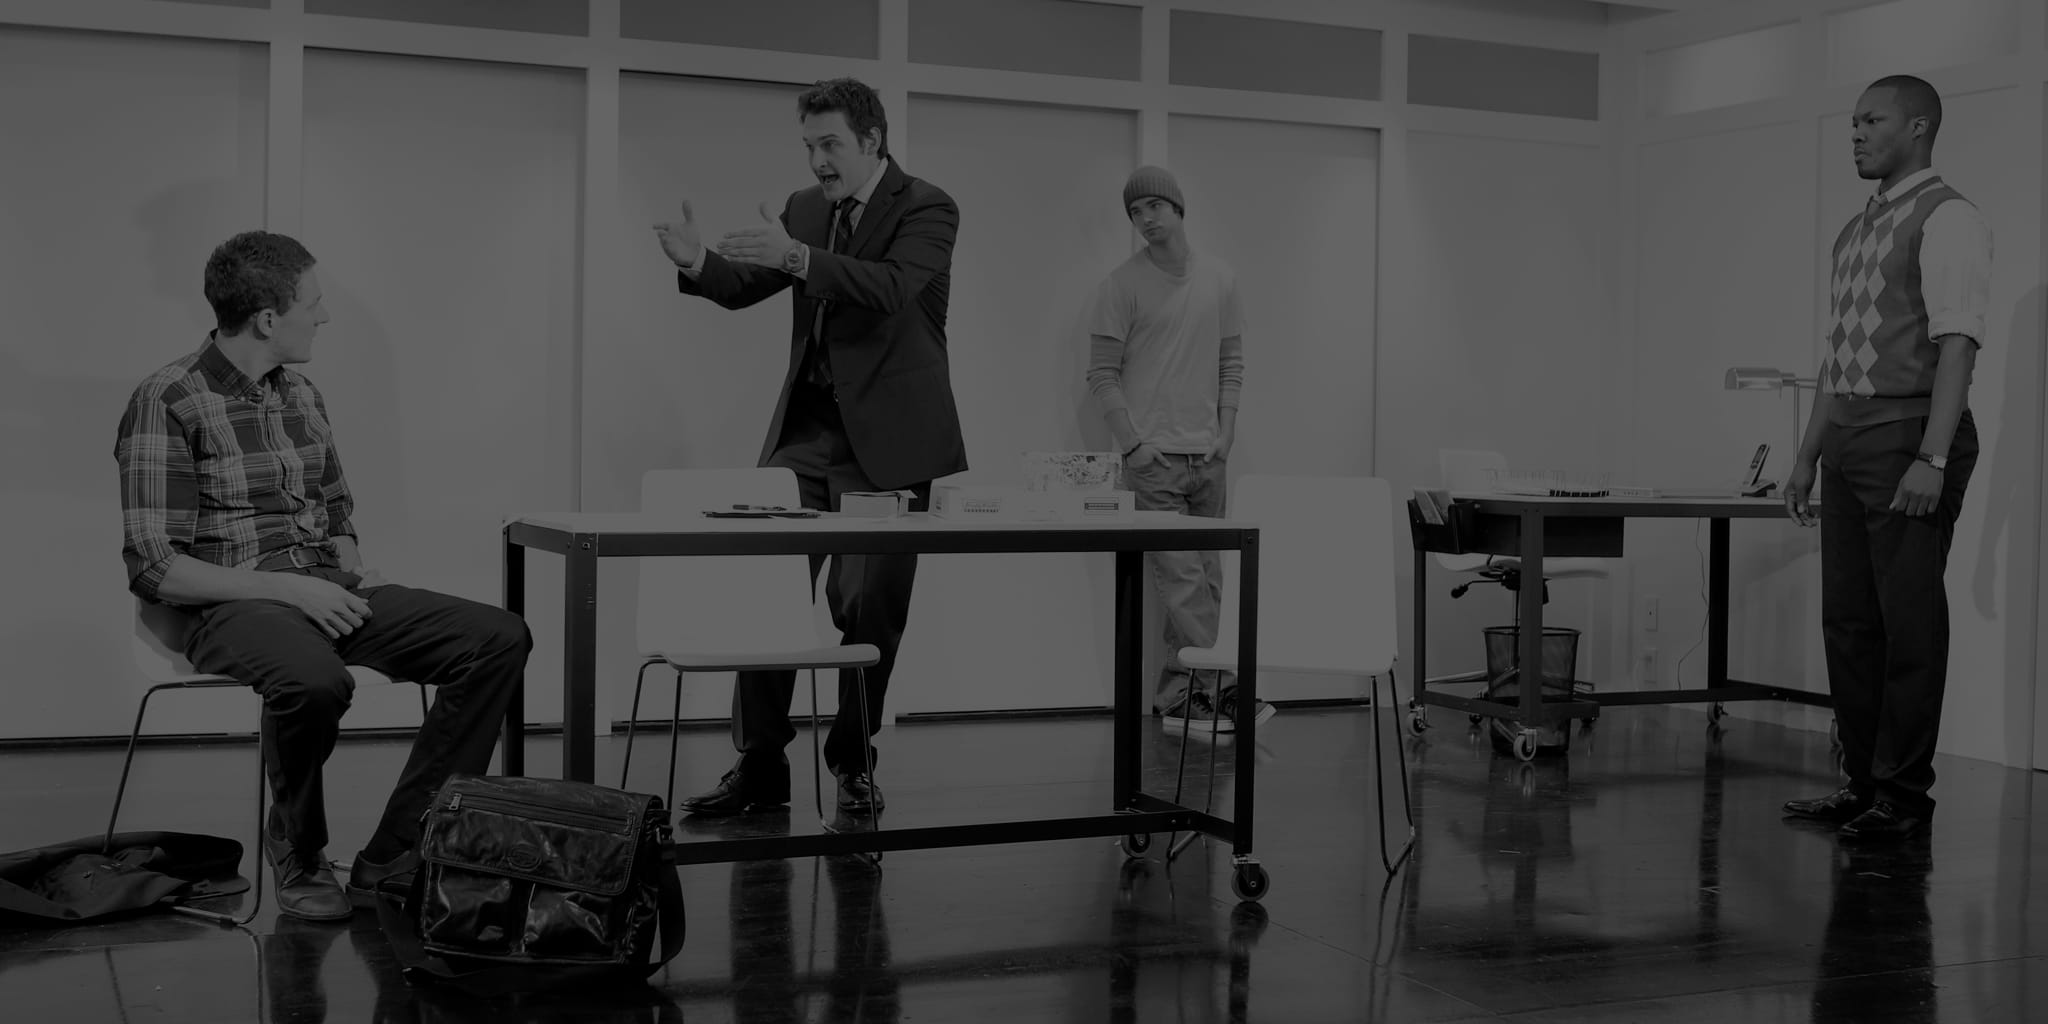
809, 669, 825, 821
621, 658, 660, 789
853, 667, 878, 799
664, 667, 684, 813
104, 684, 168, 852
170, 699, 268, 928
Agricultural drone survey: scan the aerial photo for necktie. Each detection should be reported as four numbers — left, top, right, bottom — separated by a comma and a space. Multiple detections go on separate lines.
807, 199, 858, 390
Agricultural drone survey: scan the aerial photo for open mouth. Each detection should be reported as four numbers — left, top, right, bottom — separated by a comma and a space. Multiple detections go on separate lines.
818, 172, 841, 189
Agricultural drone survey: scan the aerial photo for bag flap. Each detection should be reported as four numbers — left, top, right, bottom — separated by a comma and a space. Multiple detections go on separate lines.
418, 775, 657, 896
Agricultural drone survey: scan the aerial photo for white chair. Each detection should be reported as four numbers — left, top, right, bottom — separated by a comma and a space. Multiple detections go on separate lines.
117, 597, 420, 925
1179, 475, 1417, 892
619, 467, 880, 827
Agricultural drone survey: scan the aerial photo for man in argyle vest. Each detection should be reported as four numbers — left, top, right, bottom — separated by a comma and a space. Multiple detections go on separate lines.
1781, 75, 1992, 842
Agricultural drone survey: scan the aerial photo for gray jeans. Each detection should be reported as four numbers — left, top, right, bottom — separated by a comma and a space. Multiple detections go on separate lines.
1123, 451, 1234, 708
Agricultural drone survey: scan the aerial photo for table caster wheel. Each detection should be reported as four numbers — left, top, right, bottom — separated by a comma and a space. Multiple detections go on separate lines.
1408, 709, 1429, 735
1231, 861, 1270, 903
1119, 833, 1151, 859
1469, 714, 1484, 726
1709, 702, 1727, 723
1513, 730, 1539, 762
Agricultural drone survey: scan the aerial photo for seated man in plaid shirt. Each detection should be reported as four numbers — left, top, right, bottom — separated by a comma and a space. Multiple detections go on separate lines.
113, 231, 531, 921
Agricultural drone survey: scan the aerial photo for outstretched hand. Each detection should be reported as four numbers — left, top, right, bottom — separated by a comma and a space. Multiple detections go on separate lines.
652, 200, 704, 269
716, 202, 798, 268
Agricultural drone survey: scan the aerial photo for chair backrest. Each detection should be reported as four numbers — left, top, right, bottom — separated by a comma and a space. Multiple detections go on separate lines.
133, 598, 230, 684
1439, 449, 1507, 493
1216, 475, 1400, 677
636, 468, 827, 657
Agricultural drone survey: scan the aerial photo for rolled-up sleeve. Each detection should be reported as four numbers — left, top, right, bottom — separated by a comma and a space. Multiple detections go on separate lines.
114, 384, 197, 600
1920, 199, 1993, 346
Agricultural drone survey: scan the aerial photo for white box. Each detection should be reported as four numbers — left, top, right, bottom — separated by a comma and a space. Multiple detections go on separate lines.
931, 484, 1134, 522
839, 490, 913, 517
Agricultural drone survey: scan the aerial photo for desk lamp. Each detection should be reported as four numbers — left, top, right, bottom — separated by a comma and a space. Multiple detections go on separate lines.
1724, 366, 1819, 465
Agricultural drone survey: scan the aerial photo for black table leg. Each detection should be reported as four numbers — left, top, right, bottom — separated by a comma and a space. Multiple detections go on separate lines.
501, 528, 525, 777
1517, 510, 1547, 736
1113, 550, 1141, 809
1708, 518, 1730, 687
563, 536, 598, 783
1233, 533, 1259, 857
1412, 546, 1428, 715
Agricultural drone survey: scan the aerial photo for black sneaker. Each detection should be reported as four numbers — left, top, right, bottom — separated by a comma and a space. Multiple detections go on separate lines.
1160, 691, 1231, 733
1217, 690, 1278, 729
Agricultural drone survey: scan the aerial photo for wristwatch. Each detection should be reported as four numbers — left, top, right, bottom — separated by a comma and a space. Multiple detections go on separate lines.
782, 243, 808, 274
1916, 451, 1948, 471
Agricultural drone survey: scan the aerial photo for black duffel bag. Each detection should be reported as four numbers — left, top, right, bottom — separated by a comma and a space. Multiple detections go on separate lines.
377, 773, 685, 994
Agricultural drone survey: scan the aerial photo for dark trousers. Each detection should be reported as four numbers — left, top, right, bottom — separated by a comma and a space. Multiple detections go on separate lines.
733, 383, 930, 778
184, 566, 530, 858
1818, 410, 1978, 818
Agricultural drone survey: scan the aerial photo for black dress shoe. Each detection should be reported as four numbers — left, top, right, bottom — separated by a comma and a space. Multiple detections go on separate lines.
1782, 786, 1872, 823
1838, 802, 1926, 842
678, 764, 790, 817
836, 771, 885, 813
345, 849, 419, 908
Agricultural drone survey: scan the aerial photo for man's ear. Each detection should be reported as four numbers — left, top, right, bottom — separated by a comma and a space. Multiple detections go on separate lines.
863, 129, 882, 157
249, 308, 277, 339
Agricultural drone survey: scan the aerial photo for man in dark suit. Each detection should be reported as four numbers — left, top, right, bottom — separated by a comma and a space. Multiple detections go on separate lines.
652, 77, 967, 817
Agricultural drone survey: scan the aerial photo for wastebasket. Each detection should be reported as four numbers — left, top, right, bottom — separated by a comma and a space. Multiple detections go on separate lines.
1481, 625, 1580, 757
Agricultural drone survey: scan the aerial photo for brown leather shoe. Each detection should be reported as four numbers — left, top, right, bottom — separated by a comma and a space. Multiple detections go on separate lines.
1782, 786, 1872, 823
263, 833, 352, 921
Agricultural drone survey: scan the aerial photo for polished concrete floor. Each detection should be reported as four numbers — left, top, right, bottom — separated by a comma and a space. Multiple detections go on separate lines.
2, 703, 2044, 1022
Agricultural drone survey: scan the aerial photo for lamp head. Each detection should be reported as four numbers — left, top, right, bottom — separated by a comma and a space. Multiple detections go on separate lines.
1724, 366, 1794, 390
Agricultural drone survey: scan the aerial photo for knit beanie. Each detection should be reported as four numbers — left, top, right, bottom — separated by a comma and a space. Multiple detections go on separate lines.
1122, 165, 1184, 217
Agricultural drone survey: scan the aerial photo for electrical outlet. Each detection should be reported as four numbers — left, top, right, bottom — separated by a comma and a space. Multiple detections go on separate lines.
1642, 596, 1660, 633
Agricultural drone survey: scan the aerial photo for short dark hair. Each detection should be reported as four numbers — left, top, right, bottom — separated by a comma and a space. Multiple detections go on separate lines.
796, 77, 889, 158
204, 231, 316, 334
1867, 74, 1943, 144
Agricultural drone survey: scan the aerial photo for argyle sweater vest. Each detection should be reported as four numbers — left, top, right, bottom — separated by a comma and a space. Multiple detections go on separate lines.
1820, 175, 1966, 425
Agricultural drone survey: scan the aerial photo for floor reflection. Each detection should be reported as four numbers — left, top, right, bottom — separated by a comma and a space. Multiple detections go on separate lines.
1811, 837, 1936, 1024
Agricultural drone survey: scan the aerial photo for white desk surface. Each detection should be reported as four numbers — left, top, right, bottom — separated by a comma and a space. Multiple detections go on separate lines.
506, 510, 1259, 534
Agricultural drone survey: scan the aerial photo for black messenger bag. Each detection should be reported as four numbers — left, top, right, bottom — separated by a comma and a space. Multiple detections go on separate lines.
378, 774, 685, 994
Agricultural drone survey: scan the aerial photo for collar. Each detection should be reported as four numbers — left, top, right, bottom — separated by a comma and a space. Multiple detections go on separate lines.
1874, 166, 1940, 206
196, 332, 285, 401
844, 157, 890, 211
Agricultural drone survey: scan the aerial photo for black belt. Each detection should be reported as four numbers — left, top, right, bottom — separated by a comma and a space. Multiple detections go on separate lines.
254, 544, 340, 572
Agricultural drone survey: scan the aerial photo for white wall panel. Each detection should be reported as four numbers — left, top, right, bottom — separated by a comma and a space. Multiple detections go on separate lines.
0, 26, 267, 739
1168, 113, 1381, 701
301, 49, 582, 735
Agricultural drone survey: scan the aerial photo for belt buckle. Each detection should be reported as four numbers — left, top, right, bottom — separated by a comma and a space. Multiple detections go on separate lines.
287, 545, 320, 569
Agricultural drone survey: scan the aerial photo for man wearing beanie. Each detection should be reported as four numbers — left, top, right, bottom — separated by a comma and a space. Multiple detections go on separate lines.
1086, 165, 1270, 734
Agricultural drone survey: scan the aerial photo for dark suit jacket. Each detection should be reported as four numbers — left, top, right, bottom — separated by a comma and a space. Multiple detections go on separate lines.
677, 160, 969, 490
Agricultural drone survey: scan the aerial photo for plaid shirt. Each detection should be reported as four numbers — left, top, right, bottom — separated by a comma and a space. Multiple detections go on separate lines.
114, 336, 356, 600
